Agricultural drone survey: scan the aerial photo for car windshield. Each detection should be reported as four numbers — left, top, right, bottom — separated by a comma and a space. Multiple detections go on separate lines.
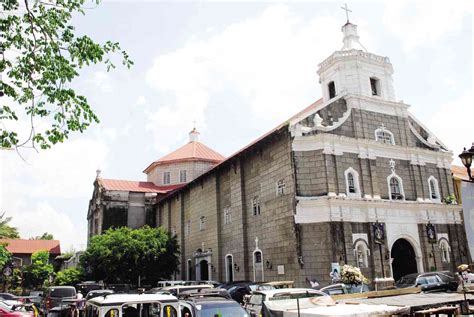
271, 291, 324, 300
198, 302, 248, 317
396, 276, 416, 287
49, 288, 76, 298
418, 276, 439, 285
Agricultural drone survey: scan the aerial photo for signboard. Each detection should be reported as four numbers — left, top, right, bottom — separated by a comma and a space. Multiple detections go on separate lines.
462, 181, 474, 260
426, 223, 437, 244
373, 222, 385, 244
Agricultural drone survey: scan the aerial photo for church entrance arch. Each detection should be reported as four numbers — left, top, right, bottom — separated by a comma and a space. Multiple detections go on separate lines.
199, 259, 209, 281
391, 238, 418, 282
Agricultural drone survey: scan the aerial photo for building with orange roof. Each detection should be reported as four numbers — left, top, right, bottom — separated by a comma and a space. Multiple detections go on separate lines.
0, 239, 61, 266
451, 165, 474, 204
87, 129, 225, 241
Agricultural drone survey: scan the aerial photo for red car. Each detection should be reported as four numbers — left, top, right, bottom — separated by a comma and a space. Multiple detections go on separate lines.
0, 303, 34, 317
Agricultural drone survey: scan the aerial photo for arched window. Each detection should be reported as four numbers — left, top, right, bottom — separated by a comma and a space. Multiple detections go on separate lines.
375, 127, 395, 145
225, 254, 234, 282
354, 240, 369, 268
370, 77, 380, 96
186, 259, 192, 280
428, 176, 441, 202
344, 168, 361, 198
252, 196, 261, 216
253, 249, 264, 282
439, 240, 451, 263
276, 180, 286, 196
388, 176, 404, 200
199, 216, 206, 230
328, 81, 336, 99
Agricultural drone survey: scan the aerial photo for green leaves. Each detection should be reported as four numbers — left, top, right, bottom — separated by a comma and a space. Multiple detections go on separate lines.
80, 226, 180, 284
1, 0, 133, 150
55, 267, 83, 286
22, 250, 54, 288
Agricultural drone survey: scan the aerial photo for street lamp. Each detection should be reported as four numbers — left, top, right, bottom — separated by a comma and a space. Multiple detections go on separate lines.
459, 143, 474, 181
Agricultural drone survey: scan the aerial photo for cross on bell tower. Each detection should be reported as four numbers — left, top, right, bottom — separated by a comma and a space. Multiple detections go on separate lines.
341, 3, 352, 23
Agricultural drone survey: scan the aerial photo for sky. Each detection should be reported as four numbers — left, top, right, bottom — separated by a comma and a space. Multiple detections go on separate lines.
1, 0, 473, 252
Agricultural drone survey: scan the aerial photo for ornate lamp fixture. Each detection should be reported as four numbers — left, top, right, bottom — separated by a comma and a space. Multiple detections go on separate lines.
459, 143, 474, 181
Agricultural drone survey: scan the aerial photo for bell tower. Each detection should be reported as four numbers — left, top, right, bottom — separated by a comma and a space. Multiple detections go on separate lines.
317, 6, 396, 103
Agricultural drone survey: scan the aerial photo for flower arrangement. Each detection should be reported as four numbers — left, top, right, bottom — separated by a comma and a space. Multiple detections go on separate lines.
444, 194, 457, 205
340, 264, 369, 285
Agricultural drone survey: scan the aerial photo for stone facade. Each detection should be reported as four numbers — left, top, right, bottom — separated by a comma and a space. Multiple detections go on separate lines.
87, 20, 471, 288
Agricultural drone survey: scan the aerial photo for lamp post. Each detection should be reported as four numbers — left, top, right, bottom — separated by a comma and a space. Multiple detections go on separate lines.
459, 143, 474, 182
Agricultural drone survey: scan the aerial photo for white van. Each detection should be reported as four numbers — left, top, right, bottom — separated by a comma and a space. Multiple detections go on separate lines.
85, 294, 181, 317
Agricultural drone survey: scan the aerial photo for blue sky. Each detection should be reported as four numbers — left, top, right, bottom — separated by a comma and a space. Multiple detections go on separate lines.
1, 0, 472, 251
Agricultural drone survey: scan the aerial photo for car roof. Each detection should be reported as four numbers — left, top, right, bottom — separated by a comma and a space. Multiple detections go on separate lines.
253, 288, 325, 297
187, 297, 238, 304
161, 285, 213, 290
87, 294, 177, 305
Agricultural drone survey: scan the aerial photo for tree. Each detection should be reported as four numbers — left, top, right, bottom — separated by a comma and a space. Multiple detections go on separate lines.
0, 213, 20, 239
30, 232, 54, 240
22, 250, 54, 288
80, 226, 180, 285
1, 0, 133, 150
55, 267, 82, 286
0, 244, 12, 271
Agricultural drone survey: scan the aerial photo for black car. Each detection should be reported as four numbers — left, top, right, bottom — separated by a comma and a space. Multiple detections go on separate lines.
84, 290, 114, 301
218, 281, 261, 304
178, 289, 248, 317
396, 271, 458, 292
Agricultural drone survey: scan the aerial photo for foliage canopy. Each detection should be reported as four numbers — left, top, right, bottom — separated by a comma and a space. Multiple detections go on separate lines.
0, 213, 20, 238
22, 250, 54, 288
30, 232, 54, 240
1, 0, 133, 150
80, 226, 180, 285
55, 267, 83, 286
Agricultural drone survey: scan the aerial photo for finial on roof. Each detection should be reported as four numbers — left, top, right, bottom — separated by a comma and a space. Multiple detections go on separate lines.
189, 126, 200, 142
96, 168, 101, 178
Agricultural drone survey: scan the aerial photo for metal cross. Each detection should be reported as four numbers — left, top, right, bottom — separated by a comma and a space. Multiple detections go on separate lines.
341, 3, 352, 23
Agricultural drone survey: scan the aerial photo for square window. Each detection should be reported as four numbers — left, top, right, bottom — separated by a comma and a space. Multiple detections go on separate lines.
163, 172, 171, 184
180, 170, 187, 183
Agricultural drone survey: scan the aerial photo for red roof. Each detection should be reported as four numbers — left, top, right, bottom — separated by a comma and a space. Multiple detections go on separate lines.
158, 98, 324, 201
0, 239, 61, 255
143, 141, 225, 173
98, 178, 185, 193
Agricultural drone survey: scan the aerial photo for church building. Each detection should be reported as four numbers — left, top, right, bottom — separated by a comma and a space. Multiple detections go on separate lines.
88, 18, 470, 287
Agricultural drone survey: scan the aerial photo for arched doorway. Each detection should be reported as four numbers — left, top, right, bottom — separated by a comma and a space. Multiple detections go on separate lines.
391, 238, 418, 282
225, 255, 234, 282
199, 259, 209, 281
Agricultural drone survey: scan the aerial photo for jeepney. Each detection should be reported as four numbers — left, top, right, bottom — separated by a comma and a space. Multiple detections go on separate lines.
85, 294, 181, 317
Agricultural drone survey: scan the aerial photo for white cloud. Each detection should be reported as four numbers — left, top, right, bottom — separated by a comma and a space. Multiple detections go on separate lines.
145, 5, 358, 150
426, 90, 473, 165
1, 137, 108, 250
134, 96, 148, 107
10, 201, 86, 251
383, 0, 472, 52
86, 71, 113, 93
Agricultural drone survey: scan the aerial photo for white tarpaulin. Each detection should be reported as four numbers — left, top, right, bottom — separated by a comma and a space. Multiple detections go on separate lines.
462, 181, 474, 260
261, 297, 409, 317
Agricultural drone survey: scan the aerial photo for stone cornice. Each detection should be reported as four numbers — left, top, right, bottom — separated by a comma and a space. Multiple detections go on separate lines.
292, 134, 453, 168
295, 196, 462, 225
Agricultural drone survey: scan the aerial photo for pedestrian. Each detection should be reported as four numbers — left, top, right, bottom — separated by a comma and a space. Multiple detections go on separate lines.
305, 277, 320, 289
330, 268, 340, 284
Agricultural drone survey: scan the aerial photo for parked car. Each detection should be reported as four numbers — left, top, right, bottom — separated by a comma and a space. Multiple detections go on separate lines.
0, 302, 34, 317
157, 284, 214, 296
42, 286, 77, 315
218, 281, 260, 304
244, 288, 328, 317
105, 284, 132, 294
396, 271, 458, 292
179, 289, 248, 317
76, 282, 103, 296
84, 290, 114, 301
320, 283, 370, 296
27, 291, 43, 307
